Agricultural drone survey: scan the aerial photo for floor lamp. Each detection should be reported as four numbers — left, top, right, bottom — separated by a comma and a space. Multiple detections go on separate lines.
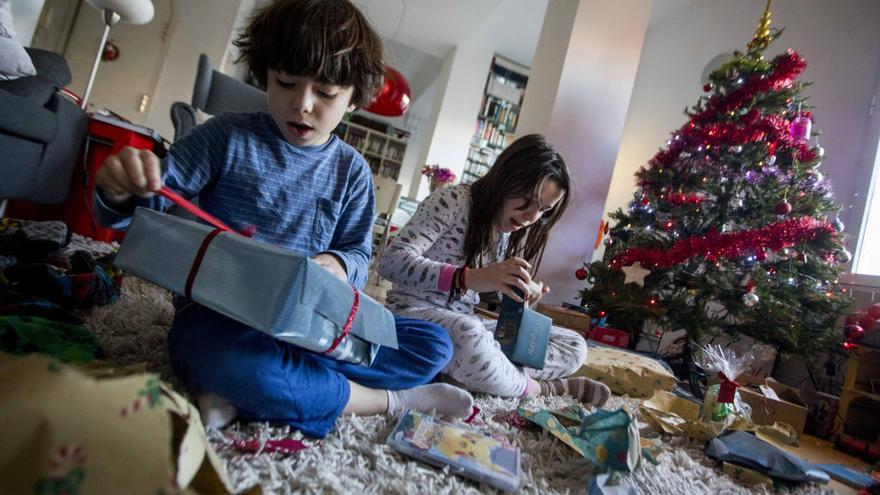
81, 0, 155, 110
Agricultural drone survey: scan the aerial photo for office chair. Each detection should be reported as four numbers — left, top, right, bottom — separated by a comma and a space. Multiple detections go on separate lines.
169, 53, 268, 141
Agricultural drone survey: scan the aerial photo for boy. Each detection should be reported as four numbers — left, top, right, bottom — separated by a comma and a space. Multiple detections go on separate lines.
94, 0, 472, 438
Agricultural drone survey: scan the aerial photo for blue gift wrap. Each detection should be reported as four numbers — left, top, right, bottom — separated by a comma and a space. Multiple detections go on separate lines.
113, 208, 398, 366
495, 289, 551, 369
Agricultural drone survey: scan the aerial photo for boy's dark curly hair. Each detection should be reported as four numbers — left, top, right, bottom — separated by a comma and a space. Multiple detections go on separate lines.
234, 0, 385, 107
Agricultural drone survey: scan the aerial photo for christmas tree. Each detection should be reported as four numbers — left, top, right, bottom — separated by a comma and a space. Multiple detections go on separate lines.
579, 4, 852, 359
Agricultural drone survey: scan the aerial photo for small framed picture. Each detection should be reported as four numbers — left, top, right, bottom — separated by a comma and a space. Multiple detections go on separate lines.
870, 379, 880, 395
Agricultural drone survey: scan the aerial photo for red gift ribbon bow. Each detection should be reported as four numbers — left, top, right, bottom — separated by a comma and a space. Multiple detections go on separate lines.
325, 286, 358, 355
717, 371, 741, 404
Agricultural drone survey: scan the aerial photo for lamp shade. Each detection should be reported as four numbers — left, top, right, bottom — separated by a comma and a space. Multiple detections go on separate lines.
85, 0, 155, 24
364, 66, 412, 117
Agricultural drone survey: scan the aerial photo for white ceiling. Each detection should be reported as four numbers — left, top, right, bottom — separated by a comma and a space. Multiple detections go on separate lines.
352, 0, 704, 67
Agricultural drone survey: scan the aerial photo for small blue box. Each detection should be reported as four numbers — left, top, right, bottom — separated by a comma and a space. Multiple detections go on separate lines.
495, 290, 551, 369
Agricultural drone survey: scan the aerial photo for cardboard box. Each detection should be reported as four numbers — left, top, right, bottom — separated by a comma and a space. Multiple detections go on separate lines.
737, 374, 808, 436
536, 304, 590, 333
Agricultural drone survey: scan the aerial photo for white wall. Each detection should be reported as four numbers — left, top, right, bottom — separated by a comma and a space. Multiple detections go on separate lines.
144, 0, 247, 138
604, 0, 880, 261
519, 0, 651, 306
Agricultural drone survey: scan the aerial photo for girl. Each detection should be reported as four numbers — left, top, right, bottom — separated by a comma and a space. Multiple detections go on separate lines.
378, 134, 610, 406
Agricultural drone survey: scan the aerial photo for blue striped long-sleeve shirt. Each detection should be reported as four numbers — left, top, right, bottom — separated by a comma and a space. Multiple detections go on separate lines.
95, 112, 375, 289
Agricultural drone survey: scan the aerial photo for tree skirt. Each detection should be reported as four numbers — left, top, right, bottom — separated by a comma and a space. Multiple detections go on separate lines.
81, 274, 834, 495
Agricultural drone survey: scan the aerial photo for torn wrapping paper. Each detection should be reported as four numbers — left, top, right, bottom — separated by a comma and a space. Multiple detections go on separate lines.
0, 353, 248, 495
572, 345, 675, 398
639, 390, 752, 442
517, 405, 646, 472
114, 208, 397, 366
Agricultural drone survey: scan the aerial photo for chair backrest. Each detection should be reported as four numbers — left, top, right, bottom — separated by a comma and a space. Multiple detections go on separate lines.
191, 54, 268, 115
170, 53, 268, 141
373, 176, 402, 218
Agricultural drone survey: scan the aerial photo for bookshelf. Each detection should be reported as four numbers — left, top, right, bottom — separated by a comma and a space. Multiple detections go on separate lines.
335, 119, 407, 181
463, 55, 530, 184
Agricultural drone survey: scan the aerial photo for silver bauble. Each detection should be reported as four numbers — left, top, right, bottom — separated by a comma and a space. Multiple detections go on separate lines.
731, 145, 743, 153
835, 249, 852, 264
743, 292, 760, 307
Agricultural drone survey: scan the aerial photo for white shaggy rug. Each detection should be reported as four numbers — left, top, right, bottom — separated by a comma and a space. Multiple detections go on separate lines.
80, 269, 835, 494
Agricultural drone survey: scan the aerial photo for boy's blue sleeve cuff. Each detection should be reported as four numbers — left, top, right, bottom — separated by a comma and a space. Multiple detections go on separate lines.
93, 189, 160, 230
324, 249, 368, 290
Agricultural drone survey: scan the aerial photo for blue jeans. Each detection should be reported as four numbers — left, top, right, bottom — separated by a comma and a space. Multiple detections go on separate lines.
167, 301, 453, 438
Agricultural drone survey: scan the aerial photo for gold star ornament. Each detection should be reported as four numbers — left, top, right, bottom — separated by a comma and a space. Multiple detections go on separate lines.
621, 263, 650, 287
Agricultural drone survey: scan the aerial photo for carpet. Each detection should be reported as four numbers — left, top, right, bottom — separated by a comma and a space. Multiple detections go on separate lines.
79, 265, 834, 494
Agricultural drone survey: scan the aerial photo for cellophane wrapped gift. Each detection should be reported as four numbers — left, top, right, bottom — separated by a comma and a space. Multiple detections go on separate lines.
114, 208, 397, 366
696, 344, 753, 425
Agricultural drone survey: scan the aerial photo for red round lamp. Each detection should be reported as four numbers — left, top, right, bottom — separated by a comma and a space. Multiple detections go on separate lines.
364, 67, 412, 117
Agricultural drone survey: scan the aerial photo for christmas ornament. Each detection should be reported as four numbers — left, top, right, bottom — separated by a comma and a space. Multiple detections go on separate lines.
575, 267, 588, 281
731, 197, 744, 208
774, 200, 792, 215
834, 249, 852, 264
790, 113, 812, 142
730, 145, 743, 153
858, 314, 877, 332
796, 252, 807, 263
832, 218, 845, 232
844, 324, 865, 341
703, 83, 712, 92
621, 263, 651, 287
742, 292, 760, 307
815, 145, 825, 157
364, 66, 412, 117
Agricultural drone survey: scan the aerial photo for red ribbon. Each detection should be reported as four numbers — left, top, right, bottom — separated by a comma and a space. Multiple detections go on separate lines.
324, 285, 359, 355
717, 371, 741, 404
185, 228, 224, 299
158, 186, 254, 237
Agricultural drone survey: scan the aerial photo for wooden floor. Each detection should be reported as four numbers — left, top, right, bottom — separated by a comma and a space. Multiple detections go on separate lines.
781, 435, 873, 494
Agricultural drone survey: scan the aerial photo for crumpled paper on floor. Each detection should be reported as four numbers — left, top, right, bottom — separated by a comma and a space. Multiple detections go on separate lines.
639, 390, 752, 442
518, 405, 648, 472
0, 352, 253, 495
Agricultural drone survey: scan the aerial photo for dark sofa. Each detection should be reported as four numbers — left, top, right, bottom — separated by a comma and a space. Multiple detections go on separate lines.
0, 48, 88, 204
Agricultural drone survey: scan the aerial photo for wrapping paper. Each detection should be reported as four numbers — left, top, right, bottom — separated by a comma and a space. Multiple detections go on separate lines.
114, 208, 398, 366
0, 353, 246, 495
573, 345, 675, 398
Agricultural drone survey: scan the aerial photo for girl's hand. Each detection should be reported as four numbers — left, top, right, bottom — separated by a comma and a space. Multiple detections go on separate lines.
529, 282, 550, 308
467, 257, 532, 302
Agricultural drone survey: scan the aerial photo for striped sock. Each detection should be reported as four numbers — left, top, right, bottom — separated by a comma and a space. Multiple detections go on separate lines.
539, 377, 611, 407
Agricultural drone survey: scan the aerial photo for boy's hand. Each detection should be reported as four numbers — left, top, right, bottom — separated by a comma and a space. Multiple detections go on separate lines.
312, 253, 348, 282
95, 146, 163, 204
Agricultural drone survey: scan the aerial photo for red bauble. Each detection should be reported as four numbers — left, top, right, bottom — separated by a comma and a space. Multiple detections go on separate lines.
858, 314, 877, 332
845, 314, 860, 326
844, 324, 866, 341
868, 303, 880, 319
363, 67, 412, 117
575, 268, 588, 280
774, 201, 792, 215
703, 83, 712, 92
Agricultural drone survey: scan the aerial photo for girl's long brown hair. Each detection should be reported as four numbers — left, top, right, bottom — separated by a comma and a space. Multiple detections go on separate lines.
464, 134, 571, 273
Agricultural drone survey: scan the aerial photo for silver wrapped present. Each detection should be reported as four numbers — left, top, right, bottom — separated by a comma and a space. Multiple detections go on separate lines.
113, 208, 397, 366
